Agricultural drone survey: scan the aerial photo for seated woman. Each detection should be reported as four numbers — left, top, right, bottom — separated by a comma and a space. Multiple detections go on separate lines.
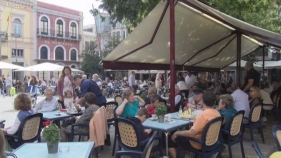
60, 92, 100, 142
218, 94, 237, 130
116, 88, 145, 118
169, 92, 221, 158
1, 93, 34, 135
249, 86, 262, 108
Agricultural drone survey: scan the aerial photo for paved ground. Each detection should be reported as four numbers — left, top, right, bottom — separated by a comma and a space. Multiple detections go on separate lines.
0, 95, 278, 158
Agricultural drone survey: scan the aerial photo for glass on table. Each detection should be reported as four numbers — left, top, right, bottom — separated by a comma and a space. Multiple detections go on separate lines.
59, 146, 70, 152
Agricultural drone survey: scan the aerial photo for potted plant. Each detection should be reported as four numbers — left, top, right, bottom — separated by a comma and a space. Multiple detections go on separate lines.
42, 123, 60, 154
155, 104, 167, 123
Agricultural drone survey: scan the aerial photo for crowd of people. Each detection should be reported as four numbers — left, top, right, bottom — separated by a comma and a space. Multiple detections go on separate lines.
0, 61, 279, 158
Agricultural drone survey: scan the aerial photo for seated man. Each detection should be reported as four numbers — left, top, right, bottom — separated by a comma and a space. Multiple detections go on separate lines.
185, 88, 203, 110
128, 108, 152, 142
34, 88, 57, 113
169, 92, 220, 158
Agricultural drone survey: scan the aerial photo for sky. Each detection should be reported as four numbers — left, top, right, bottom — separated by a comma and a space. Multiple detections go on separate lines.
38, 0, 102, 25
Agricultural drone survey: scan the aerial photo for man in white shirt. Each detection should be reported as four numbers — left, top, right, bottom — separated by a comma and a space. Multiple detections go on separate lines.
129, 71, 136, 91
230, 84, 250, 122
92, 74, 102, 89
185, 71, 197, 90
34, 88, 58, 113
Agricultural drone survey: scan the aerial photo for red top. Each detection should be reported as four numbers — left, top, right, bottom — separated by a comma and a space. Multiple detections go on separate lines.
147, 105, 156, 117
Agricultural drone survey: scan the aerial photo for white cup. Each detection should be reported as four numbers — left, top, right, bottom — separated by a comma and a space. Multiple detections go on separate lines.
152, 114, 157, 119
167, 114, 172, 122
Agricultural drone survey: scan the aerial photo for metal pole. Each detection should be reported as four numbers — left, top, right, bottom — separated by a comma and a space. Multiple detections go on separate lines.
169, 0, 176, 112
262, 46, 265, 81
236, 33, 241, 86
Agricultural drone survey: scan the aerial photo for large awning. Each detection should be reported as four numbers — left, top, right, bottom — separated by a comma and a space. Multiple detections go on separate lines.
103, 0, 281, 70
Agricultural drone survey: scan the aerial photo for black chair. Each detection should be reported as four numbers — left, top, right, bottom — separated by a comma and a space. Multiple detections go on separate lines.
5, 113, 43, 149
5, 152, 17, 158
272, 125, 281, 151
115, 118, 163, 157
251, 141, 265, 158
176, 117, 224, 158
105, 102, 118, 147
221, 110, 245, 158
70, 123, 89, 142
243, 103, 265, 143
115, 131, 158, 158
112, 105, 119, 156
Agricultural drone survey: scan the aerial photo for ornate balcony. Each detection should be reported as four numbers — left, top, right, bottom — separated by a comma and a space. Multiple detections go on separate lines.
36, 28, 81, 41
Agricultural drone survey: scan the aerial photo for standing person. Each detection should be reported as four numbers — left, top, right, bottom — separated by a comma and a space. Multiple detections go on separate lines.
73, 75, 106, 106
129, 71, 136, 92
177, 75, 188, 98
0, 78, 4, 98
185, 71, 197, 90
242, 61, 260, 92
57, 66, 76, 108
92, 74, 102, 89
197, 72, 208, 91
155, 73, 162, 95
5, 74, 12, 97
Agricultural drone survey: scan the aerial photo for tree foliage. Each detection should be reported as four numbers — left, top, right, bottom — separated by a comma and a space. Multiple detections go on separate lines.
98, 0, 281, 33
103, 33, 122, 58
79, 41, 101, 75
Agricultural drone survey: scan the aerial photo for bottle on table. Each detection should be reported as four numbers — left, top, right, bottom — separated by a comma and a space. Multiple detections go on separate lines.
179, 105, 183, 114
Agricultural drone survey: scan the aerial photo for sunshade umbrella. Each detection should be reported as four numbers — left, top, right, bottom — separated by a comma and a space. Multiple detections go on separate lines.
0, 61, 24, 69
265, 61, 281, 69
15, 62, 82, 72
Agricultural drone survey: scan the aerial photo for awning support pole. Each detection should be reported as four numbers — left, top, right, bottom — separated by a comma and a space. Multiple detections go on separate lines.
236, 33, 241, 86
262, 46, 265, 81
169, 0, 176, 112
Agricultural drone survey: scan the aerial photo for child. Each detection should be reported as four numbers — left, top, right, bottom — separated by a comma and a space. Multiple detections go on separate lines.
64, 89, 74, 109
147, 95, 159, 117
128, 108, 152, 142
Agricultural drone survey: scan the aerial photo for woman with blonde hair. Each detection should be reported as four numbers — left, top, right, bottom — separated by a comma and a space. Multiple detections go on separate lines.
249, 86, 262, 107
116, 88, 145, 118
155, 73, 162, 95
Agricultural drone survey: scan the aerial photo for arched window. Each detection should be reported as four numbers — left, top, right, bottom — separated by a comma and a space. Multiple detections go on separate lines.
70, 22, 77, 39
13, 18, 21, 35
55, 47, 64, 60
40, 46, 48, 59
40, 16, 48, 34
56, 19, 63, 37
70, 49, 77, 61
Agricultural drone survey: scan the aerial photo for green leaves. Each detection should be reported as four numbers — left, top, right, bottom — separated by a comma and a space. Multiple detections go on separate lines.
42, 123, 60, 145
155, 105, 167, 115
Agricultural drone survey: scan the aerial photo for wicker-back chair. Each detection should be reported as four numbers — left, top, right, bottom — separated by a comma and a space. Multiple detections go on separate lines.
5, 113, 43, 149
176, 117, 224, 158
106, 102, 118, 123
116, 118, 162, 156
272, 125, 281, 151
114, 95, 123, 105
115, 131, 158, 158
243, 103, 265, 143
221, 110, 245, 158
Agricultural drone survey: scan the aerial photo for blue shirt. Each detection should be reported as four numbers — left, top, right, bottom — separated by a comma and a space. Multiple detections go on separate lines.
119, 100, 139, 118
80, 79, 106, 105
219, 107, 237, 130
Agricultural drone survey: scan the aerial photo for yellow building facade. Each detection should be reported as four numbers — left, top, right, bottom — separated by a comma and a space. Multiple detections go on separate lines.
0, 0, 35, 80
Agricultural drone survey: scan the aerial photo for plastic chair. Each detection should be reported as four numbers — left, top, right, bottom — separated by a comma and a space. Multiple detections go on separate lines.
243, 103, 265, 143
221, 110, 245, 158
115, 131, 158, 158
5, 113, 43, 149
114, 95, 123, 105
111, 106, 119, 156
105, 102, 118, 128
116, 118, 162, 157
176, 117, 224, 158
272, 125, 281, 151
251, 141, 265, 158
